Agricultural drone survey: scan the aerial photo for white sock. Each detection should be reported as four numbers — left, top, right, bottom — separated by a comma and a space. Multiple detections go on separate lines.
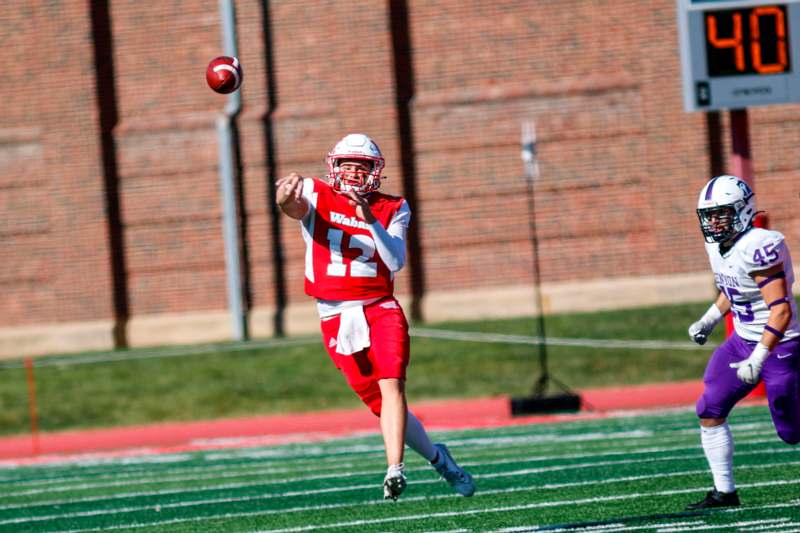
701, 422, 735, 493
404, 410, 438, 462
386, 463, 405, 475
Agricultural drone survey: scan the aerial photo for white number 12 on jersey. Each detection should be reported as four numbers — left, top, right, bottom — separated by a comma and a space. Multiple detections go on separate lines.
326, 228, 378, 278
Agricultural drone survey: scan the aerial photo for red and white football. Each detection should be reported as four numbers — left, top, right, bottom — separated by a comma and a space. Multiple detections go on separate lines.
206, 56, 243, 94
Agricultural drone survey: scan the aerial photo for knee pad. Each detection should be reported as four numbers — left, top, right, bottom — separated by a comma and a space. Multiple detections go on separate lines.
695, 395, 719, 419
696, 392, 730, 419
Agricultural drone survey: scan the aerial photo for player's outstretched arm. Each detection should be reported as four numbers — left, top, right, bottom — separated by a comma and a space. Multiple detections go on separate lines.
276, 172, 309, 220
688, 292, 730, 345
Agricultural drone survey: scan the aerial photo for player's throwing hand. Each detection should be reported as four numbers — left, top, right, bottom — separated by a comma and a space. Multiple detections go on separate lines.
275, 173, 309, 220
276, 172, 304, 206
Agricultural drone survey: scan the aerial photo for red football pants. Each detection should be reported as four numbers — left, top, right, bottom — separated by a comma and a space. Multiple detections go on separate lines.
320, 297, 410, 416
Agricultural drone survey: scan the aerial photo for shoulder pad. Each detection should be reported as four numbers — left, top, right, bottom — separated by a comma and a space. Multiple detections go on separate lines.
738, 228, 787, 273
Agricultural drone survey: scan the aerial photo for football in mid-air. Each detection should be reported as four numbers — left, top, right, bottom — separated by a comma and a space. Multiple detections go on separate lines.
206, 56, 242, 94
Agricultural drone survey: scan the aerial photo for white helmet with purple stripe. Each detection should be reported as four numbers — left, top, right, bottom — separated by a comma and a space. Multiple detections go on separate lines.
696, 175, 756, 244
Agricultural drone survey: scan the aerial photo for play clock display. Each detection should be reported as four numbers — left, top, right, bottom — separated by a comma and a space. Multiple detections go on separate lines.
678, 0, 800, 111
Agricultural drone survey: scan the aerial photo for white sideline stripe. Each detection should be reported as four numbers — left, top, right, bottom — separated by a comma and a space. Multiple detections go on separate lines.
1, 466, 372, 498
0, 328, 707, 369
740, 524, 800, 532
0, 420, 776, 490
0, 446, 752, 510
539, 521, 700, 533
1, 431, 661, 488
3, 419, 770, 480
185, 422, 768, 466
492, 521, 705, 533
0, 451, 198, 471
2, 454, 360, 485
474, 448, 798, 481
0, 456, 366, 490
0, 430, 781, 501
659, 518, 795, 531
10, 408, 766, 474
190, 423, 769, 465
0, 419, 775, 487
0, 466, 718, 513
0, 447, 707, 507
249, 496, 800, 533
410, 328, 713, 351
0, 337, 318, 369
41, 489, 800, 533
742, 521, 800, 531
7, 456, 800, 526
2, 434, 787, 500
509, 518, 795, 533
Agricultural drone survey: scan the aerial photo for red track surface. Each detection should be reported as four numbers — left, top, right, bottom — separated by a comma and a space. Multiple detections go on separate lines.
0, 380, 766, 465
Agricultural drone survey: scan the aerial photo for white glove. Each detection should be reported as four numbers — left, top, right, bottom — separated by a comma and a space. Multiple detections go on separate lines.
688, 303, 724, 345
730, 343, 770, 384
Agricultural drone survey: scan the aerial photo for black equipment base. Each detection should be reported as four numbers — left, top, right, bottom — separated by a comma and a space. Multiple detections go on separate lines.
510, 392, 582, 415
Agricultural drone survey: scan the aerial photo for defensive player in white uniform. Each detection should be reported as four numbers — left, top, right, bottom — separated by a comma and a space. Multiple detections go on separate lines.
275, 133, 474, 501
686, 175, 800, 510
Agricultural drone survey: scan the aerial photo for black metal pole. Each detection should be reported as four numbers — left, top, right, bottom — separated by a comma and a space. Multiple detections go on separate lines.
510, 122, 581, 415
522, 159, 550, 395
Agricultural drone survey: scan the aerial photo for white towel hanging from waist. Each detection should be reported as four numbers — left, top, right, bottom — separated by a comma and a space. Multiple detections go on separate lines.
336, 305, 370, 355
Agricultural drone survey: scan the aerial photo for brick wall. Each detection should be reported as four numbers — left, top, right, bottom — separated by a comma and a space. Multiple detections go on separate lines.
1, 3, 113, 327
1, 1, 798, 354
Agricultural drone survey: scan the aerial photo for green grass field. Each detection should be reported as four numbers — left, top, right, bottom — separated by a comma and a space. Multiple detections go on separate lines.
2, 302, 730, 436
1, 404, 798, 532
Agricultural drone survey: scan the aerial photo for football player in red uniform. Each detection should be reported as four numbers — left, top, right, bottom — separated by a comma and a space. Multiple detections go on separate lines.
275, 133, 475, 501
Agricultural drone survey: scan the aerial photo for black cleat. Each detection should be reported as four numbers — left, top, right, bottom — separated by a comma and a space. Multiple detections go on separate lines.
685, 489, 740, 510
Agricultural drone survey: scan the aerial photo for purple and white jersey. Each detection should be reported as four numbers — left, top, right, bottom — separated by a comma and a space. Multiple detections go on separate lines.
704, 227, 799, 342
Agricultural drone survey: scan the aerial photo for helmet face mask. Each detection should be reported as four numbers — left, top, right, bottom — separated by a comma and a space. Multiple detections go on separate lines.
329, 161, 373, 194
697, 204, 738, 243
326, 133, 385, 194
696, 175, 755, 244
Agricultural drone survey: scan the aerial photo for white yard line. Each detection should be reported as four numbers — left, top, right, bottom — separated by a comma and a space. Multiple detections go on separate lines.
0, 432, 789, 504
9, 462, 800, 528
493, 521, 705, 533
248, 497, 800, 533
0, 423, 777, 489
503, 518, 794, 533
738, 523, 800, 532
658, 517, 795, 531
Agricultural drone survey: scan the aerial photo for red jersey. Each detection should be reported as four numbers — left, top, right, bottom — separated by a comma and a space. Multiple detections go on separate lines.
301, 178, 407, 301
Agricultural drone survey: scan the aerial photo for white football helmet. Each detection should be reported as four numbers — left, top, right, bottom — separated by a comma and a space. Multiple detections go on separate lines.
696, 175, 756, 244
326, 133, 385, 194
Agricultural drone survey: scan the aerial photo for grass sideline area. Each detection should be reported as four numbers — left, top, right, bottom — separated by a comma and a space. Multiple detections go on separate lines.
1, 302, 730, 436
1, 405, 797, 531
